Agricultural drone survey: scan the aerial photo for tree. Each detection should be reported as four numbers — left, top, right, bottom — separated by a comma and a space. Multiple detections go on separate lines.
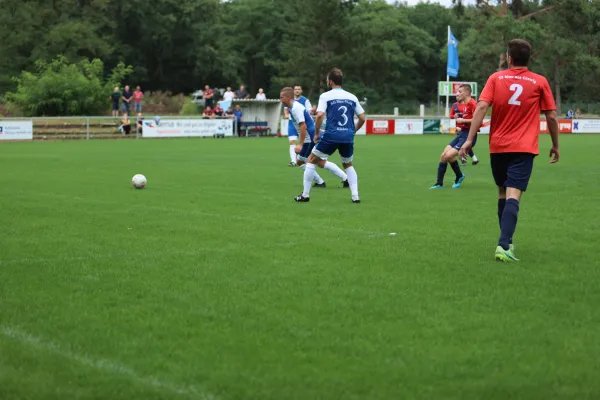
6, 56, 132, 116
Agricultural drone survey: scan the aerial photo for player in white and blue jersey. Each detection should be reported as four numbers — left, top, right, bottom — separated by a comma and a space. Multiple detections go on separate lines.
283, 85, 312, 166
294, 68, 366, 203
280, 87, 349, 189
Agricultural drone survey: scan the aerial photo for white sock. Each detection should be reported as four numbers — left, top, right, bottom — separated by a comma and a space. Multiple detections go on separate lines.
472, 154, 478, 162
324, 161, 347, 181
303, 164, 316, 197
300, 164, 324, 184
346, 166, 359, 200
289, 145, 296, 164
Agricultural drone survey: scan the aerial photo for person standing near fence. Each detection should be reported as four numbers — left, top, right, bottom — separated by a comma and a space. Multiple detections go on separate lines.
133, 86, 144, 113
110, 87, 120, 117
122, 85, 132, 115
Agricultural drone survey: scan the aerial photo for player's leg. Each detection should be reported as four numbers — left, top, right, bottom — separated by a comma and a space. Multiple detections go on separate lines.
298, 144, 325, 187
470, 133, 479, 165
288, 122, 298, 166
445, 138, 466, 188
432, 145, 453, 188
294, 143, 330, 202
339, 143, 359, 203
323, 160, 348, 186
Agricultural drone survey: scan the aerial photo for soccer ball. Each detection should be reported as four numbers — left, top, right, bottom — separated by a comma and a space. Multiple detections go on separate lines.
132, 174, 147, 189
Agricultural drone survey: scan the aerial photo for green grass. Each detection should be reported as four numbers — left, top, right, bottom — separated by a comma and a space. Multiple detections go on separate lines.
1, 135, 599, 400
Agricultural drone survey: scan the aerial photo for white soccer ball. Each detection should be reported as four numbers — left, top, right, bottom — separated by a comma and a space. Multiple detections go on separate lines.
132, 174, 147, 189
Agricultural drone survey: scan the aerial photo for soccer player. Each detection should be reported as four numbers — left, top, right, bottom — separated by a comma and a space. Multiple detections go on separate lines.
450, 87, 480, 166
430, 84, 474, 189
459, 39, 560, 262
280, 87, 349, 188
283, 85, 312, 167
294, 68, 366, 203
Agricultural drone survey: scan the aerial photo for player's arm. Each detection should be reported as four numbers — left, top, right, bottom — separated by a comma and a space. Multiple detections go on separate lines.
283, 107, 290, 119
545, 110, 560, 163
305, 99, 312, 111
297, 122, 307, 152
291, 106, 307, 152
459, 101, 489, 159
354, 99, 366, 133
314, 112, 324, 137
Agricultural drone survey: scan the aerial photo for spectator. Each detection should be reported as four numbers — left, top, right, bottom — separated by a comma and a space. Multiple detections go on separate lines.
119, 113, 131, 135
310, 104, 317, 116
233, 104, 243, 136
565, 108, 574, 119
225, 107, 235, 119
235, 85, 249, 100
255, 88, 267, 100
203, 105, 215, 119
203, 84, 214, 108
223, 86, 235, 102
214, 102, 224, 117
110, 86, 120, 117
133, 86, 144, 113
575, 108, 583, 119
122, 85, 132, 114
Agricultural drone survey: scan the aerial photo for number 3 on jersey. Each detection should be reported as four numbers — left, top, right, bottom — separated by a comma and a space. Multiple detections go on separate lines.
338, 105, 348, 127
508, 83, 523, 106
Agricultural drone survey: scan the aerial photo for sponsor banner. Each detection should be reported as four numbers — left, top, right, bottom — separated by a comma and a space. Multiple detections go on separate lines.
366, 119, 394, 134
423, 119, 441, 134
572, 119, 600, 134
142, 119, 233, 137
539, 119, 572, 134
394, 119, 424, 134
0, 120, 33, 141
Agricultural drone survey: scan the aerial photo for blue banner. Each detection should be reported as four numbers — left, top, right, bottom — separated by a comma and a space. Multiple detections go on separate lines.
447, 28, 459, 78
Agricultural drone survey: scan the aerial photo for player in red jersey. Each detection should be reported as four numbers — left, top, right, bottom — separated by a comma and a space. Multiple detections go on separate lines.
430, 84, 475, 189
459, 39, 560, 262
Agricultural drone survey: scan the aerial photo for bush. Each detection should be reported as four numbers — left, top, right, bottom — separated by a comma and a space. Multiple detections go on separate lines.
179, 98, 200, 116
143, 91, 187, 115
5, 56, 132, 116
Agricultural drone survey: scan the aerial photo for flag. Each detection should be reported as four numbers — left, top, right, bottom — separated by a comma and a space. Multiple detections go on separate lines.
447, 28, 459, 78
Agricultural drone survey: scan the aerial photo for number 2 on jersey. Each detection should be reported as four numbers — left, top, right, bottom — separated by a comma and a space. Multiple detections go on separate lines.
338, 106, 348, 126
508, 83, 523, 106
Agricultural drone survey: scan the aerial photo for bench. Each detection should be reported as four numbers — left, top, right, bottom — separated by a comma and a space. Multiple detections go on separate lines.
240, 121, 271, 137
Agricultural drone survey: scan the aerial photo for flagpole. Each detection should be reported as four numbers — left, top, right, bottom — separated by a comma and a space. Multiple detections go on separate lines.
445, 25, 450, 118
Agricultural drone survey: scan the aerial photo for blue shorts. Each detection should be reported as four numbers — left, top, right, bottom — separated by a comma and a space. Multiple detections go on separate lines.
312, 139, 354, 163
288, 120, 298, 139
449, 130, 478, 150
297, 141, 315, 162
490, 153, 535, 191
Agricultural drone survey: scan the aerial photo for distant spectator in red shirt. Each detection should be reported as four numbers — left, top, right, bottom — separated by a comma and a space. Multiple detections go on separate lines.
203, 85, 214, 108
203, 106, 215, 119
310, 105, 317, 116
213, 102, 224, 117
133, 86, 144, 113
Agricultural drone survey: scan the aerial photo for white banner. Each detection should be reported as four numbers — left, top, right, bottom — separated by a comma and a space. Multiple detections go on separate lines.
394, 119, 424, 134
142, 119, 233, 138
573, 119, 600, 134
0, 121, 33, 141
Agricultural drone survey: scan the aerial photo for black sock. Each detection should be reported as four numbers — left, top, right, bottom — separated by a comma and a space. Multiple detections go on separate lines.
449, 161, 462, 179
499, 198, 519, 250
468, 149, 475, 157
436, 162, 447, 185
497, 199, 512, 244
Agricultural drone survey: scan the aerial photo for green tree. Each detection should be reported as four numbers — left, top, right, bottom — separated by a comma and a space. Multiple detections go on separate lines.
6, 56, 132, 116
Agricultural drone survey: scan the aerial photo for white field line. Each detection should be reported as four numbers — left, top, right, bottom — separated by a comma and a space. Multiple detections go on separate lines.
0, 326, 217, 400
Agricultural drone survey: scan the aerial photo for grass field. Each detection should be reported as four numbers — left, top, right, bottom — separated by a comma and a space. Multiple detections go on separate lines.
1, 135, 599, 400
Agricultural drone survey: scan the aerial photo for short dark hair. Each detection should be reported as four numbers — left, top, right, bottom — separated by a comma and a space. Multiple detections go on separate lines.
328, 68, 343, 86
459, 84, 472, 94
508, 39, 532, 67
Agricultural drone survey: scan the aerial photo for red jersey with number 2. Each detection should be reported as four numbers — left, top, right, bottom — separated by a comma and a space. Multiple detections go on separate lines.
450, 98, 477, 131
479, 68, 556, 155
